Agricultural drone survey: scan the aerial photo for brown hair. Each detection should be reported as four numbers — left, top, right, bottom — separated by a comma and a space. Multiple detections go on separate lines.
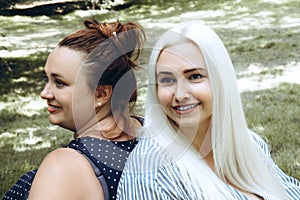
58, 19, 145, 114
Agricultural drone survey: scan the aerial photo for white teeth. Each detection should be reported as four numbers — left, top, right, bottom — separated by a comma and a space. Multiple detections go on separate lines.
176, 104, 198, 111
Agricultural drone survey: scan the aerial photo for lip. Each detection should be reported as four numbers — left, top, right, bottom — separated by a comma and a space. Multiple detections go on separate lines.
172, 103, 200, 114
47, 104, 61, 113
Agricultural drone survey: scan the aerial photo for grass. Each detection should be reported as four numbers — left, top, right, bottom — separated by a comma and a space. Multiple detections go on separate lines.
1, 0, 300, 196
242, 83, 300, 179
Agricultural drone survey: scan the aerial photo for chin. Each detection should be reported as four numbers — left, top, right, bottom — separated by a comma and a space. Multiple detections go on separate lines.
48, 117, 65, 128
48, 117, 57, 125
175, 117, 199, 126
56, 123, 75, 132
179, 122, 199, 128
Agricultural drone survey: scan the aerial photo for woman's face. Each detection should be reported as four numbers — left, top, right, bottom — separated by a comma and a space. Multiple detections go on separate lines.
156, 42, 212, 132
40, 46, 95, 131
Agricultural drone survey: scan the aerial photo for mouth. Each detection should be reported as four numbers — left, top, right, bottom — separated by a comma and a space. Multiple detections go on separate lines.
47, 104, 62, 113
173, 103, 201, 112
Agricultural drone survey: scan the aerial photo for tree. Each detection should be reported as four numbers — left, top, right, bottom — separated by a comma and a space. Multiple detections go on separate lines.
0, 0, 19, 11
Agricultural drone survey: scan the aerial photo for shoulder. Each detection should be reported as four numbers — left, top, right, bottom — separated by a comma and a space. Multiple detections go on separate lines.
135, 136, 161, 153
29, 148, 103, 200
37, 148, 89, 172
125, 136, 171, 172
118, 137, 187, 199
249, 129, 270, 157
131, 115, 144, 126
122, 136, 179, 184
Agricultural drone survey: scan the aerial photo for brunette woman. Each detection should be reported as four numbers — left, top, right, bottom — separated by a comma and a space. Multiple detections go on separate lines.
3, 19, 145, 200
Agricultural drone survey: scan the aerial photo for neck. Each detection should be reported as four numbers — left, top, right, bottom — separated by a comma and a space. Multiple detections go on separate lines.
178, 117, 214, 168
75, 113, 136, 141
178, 117, 212, 151
75, 102, 114, 136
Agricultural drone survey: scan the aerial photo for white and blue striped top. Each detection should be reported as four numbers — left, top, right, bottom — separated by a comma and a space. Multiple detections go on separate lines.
117, 133, 300, 200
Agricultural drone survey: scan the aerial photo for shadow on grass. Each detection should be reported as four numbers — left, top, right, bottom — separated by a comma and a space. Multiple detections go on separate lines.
222, 27, 300, 72
0, 52, 48, 96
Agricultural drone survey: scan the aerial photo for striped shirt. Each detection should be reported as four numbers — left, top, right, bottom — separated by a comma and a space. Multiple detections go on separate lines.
117, 133, 300, 200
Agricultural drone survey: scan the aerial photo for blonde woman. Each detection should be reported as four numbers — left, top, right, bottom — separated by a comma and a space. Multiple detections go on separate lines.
117, 22, 300, 199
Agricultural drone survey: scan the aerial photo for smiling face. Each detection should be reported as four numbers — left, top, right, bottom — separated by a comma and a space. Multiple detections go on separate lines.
156, 42, 212, 134
40, 46, 95, 131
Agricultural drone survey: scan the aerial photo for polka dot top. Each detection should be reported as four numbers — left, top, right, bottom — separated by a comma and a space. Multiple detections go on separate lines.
66, 136, 138, 200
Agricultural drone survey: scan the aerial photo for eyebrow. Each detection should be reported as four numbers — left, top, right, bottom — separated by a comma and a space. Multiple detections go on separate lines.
44, 70, 65, 79
157, 67, 207, 76
51, 73, 63, 78
157, 71, 173, 76
183, 67, 207, 74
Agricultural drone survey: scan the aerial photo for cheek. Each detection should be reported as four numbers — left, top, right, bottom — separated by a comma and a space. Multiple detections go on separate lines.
157, 86, 173, 107
204, 82, 212, 102
72, 81, 95, 117
73, 89, 94, 111
195, 82, 212, 109
57, 89, 73, 109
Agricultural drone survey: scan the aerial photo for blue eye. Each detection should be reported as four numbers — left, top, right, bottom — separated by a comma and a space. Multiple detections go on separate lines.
190, 74, 201, 80
160, 77, 176, 84
189, 74, 203, 80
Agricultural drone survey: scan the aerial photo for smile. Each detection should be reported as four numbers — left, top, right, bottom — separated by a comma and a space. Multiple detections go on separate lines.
48, 104, 61, 113
49, 104, 61, 109
174, 103, 200, 111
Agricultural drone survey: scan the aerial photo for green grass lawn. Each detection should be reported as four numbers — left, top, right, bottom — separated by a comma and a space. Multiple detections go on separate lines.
1, 0, 299, 196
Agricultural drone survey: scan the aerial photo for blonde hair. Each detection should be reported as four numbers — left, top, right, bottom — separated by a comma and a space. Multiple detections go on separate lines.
143, 21, 288, 199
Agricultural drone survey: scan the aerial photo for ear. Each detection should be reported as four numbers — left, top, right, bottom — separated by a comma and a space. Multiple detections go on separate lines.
95, 85, 113, 108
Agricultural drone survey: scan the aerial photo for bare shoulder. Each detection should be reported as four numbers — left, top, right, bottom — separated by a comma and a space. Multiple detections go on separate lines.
29, 148, 104, 200
35, 148, 91, 176
41, 148, 88, 167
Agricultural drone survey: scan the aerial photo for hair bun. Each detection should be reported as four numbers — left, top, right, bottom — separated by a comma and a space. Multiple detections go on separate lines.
84, 19, 114, 38
82, 19, 145, 68
84, 19, 99, 30
111, 21, 145, 62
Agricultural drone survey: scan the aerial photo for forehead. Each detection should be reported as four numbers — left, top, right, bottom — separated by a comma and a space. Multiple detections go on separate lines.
44, 46, 84, 78
156, 42, 206, 73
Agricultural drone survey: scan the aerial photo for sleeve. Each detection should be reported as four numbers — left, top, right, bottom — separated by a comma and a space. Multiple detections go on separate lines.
251, 131, 300, 199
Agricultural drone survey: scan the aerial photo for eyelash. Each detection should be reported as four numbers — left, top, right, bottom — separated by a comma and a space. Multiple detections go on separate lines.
189, 73, 204, 80
55, 79, 65, 88
42, 75, 48, 83
160, 77, 176, 84
42, 75, 65, 88
158, 73, 206, 85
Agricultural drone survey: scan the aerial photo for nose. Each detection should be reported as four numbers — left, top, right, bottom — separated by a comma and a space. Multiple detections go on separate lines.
40, 84, 54, 100
174, 80, 191, 102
